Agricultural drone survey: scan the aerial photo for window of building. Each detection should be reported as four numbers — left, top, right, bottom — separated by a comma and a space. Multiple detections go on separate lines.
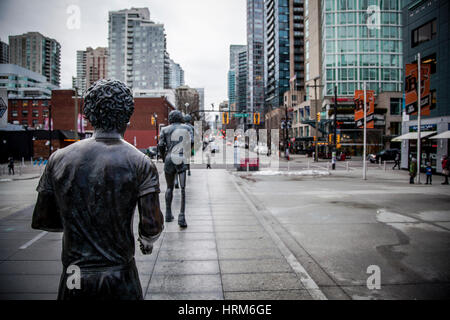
22, 110, 29, 117
390, 98, 402, 115
390, 122, 401, 136
32, 119, 39, 126
21, 120, 28, 126
421, 53, 437, 74
32, 110, 39, 117
22, 100, 29, 107
11, 111, 18, 117
32, 100, 38, 107
412, 19, 437, 47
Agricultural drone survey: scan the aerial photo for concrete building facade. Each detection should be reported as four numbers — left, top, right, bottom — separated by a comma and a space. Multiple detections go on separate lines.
400, 0, 450, 173
9, 32, 61, 87
0, 38, 9, 64
108, 8, 166, 90
75, 47, 108, 93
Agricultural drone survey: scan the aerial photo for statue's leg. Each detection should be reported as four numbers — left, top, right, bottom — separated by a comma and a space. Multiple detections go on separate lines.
174, 174, 179, 189
178, 171, 188, 228
165, 171, 175, 222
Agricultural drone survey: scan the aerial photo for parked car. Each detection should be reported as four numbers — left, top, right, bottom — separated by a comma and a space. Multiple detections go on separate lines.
368, 149, 399, 163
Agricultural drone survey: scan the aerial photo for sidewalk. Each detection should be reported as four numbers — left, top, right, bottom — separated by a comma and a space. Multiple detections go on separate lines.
0, 169, 320, 300
0, 163, 43, 181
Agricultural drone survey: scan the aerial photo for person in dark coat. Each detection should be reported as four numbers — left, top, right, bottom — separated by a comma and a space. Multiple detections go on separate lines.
32, 79, 164, 300
8, 157, 14, 175
393, 152, 400, 170
409, 157, 417, 184
425, 162, 432, 185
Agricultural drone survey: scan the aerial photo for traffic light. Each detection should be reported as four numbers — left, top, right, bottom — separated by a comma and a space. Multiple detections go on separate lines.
316, 112, 321, 122
329, 134, 333, 144
253, 112, 260, 125
337, 134, 341, 149
151, 116, 155, 125
222, 112, 229, 125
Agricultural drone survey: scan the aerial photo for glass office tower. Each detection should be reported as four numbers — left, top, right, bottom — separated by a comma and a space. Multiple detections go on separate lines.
265, 0, 291, 109
321, 0, 403, 97
247, 0, 265, 116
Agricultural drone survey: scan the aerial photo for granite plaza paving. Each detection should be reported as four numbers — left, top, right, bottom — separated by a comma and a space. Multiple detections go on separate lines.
0, 159, 449, 300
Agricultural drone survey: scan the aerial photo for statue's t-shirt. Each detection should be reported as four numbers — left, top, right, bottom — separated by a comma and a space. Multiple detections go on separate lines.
35, 132, 159, 268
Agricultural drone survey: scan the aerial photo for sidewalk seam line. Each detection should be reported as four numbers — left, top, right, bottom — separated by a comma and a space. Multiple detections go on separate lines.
229, 173, 328, 300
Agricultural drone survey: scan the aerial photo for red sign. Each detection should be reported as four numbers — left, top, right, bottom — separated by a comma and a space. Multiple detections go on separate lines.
354, 90, 375, 129
405, 63, 431, 116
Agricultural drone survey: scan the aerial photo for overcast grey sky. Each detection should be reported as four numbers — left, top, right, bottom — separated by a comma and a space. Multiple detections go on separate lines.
0, 0, 247, 110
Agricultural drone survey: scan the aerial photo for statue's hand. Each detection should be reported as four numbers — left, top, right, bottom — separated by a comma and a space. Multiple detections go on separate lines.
138, 238, 153, 255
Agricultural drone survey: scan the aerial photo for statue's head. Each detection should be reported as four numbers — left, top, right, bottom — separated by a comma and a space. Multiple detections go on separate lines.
83, 79, 134, 133
168, 110, 184, 124
184, 114, 192, 124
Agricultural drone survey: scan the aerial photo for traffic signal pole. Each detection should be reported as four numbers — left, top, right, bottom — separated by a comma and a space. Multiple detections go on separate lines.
333, 85, 338, 170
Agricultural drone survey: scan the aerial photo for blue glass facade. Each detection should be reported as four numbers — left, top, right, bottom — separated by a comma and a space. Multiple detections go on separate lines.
265, 0, 291, 109
321, 0, 403, 97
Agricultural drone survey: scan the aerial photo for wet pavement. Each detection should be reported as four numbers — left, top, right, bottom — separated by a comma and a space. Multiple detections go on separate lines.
0, 164, 449, 299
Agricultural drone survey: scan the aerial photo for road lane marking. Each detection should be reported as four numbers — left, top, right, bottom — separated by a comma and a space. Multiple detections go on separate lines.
19, 231, 48, 249
231, 174, 328, 300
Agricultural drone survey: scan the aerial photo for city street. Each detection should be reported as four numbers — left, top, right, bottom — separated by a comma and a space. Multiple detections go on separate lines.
0, 160, 449, 300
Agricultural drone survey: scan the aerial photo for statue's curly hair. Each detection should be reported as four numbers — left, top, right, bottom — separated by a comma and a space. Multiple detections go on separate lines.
168, 110, 184, 124
83, 79, 134, 132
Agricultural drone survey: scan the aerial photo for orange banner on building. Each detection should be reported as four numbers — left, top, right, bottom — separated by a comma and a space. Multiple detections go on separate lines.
354, 90, 375, 129
405, 63, 431, 116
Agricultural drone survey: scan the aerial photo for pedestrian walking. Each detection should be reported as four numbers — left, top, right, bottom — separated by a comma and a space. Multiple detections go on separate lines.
206, 144, 212, 169
8, 156, 14, 175
425, 162, 432, 185
409, 157, 417, 184
442, 155, 449, 185
393, 152, 400, 170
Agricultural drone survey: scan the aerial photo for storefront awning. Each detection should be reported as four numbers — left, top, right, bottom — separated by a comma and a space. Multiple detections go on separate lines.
391, 131, 436, 142
430, 131, 450, 139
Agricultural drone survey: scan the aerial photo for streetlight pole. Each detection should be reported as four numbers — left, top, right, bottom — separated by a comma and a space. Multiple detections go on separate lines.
74, 86, 79, 141
333, 85, 338, 170
48, 104, 52, 159
416, 53, 422, 184
363, 82, 367, 180
312, 77, 321, 162
154, 112, 159, 161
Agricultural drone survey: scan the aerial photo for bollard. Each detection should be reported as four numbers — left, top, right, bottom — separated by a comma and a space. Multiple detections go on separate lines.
31, 157, 33, 166
19, 166, 22, 176
326, 162, 330, 171
22, 157, 25, 167
384, 161, 386, 171
288, 160, 290, 172
346, 161, 349, 172
307, 161, 310, 170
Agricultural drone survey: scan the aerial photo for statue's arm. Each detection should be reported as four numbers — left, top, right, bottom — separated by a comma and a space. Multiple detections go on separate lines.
32, 191, 63, 232
137, 192, 164, 254
158, 129, 167, 161
32, 156, 62, 232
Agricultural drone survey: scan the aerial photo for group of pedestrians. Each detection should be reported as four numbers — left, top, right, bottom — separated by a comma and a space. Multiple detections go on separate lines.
409, 155, 450, 185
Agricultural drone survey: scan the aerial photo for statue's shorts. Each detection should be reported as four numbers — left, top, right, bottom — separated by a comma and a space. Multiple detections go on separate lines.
57, 258, 143, 300
164, 159, 188, 175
